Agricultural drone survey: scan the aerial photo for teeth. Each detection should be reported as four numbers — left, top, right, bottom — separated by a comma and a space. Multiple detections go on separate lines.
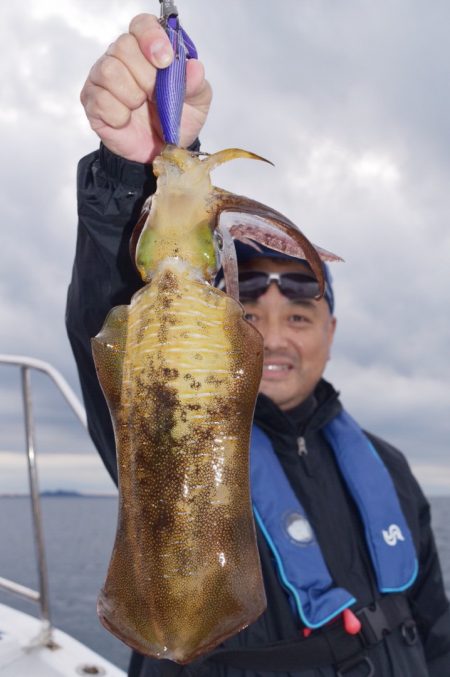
265, 364, 289, 371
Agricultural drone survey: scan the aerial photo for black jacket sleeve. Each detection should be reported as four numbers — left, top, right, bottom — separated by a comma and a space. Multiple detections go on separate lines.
370, 434, 450, 674
66, 144, 156, 483
408, 483, 450, 675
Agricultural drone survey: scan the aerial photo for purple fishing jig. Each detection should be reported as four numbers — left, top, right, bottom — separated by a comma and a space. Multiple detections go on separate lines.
156, 1, 198, 146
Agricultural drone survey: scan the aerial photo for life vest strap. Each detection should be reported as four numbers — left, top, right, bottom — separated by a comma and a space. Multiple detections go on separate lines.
208, 595, 415, 673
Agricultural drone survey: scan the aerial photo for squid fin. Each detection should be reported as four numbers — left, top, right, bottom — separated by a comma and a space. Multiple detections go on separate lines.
91, 304, 129, 412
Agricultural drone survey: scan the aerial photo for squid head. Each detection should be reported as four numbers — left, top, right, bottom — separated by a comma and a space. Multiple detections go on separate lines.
130, 145, 342, 300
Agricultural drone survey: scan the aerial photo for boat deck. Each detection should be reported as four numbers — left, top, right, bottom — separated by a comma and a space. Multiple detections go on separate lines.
0, 602, 125, 676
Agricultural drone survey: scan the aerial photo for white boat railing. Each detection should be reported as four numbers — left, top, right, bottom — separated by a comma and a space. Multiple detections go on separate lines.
0, 354, 88, 645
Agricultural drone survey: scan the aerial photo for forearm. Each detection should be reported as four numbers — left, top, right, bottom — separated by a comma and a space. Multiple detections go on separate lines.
426, 603, 450, 675
66, 144, 155, 481
74, 142, 156, 306
408, 491, 450, 669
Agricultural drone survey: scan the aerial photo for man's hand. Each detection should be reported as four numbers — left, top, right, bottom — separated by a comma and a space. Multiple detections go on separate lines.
80, 14, 212, 164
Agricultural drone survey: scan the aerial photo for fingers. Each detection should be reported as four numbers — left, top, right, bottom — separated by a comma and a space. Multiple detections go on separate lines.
81, 14, 174, 130
185, 59, 205, 100
79, 12, 212, 156
185, 60, 212, 108
80, 82, 132, 130
129, 13, 173, 69
90, 18, 171, 107
87, 51, 147, 113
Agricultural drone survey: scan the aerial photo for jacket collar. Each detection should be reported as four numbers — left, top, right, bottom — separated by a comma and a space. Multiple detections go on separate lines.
254, 379, 342, 452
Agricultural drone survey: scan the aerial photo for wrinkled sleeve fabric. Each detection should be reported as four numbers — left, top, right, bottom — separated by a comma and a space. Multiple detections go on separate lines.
66, 143, 156, 483
408, 483, 450, 675
372, 434, 450, 674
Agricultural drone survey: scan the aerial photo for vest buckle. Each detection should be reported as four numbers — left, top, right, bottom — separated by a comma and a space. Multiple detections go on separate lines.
357, 601, 391, 646
401, 619, 418, 646
337, 655, 375, 677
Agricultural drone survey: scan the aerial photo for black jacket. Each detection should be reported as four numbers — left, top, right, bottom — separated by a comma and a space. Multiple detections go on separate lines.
66, 145, 450, 677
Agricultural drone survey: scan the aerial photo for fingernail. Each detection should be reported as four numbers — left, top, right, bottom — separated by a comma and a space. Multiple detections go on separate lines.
150, 40, 172, 68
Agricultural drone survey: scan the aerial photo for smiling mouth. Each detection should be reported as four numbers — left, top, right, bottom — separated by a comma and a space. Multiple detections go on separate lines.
262, 363, 293, 380
264, 364, 291, 371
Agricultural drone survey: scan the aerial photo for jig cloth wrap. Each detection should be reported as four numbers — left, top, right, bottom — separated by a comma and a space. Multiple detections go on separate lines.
156, 16, 198, 145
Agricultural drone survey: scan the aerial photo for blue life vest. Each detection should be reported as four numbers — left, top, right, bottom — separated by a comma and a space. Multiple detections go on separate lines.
250, 410, 418, 629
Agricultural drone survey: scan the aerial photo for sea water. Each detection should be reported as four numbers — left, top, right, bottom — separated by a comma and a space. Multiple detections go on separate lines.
1, 496, 449, 672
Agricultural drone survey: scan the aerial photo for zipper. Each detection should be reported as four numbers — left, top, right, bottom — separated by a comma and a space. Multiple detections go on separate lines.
297, 435, 313, 476
297, 436, 307, 456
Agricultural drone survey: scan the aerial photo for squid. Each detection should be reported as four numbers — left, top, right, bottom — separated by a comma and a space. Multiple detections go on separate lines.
92, 146, 340, 664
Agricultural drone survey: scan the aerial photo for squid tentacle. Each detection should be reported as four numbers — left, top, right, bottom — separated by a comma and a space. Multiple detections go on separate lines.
215, 225, 239, 301
213, 188, 338, 297
204, 148, 274, 172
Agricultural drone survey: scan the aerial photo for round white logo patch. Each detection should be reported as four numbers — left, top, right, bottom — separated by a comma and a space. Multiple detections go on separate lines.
284, 512, 314, 545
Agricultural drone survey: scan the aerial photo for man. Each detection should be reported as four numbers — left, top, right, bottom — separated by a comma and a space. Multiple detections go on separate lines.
66, 13, 450, 676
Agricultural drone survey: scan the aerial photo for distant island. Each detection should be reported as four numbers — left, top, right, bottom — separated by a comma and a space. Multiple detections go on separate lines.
41, 490, 86, 497
41, 489, 83, 497
0, 490, 117, 498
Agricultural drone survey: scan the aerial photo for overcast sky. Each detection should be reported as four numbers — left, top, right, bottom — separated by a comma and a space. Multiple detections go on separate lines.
1, 0, 449, 495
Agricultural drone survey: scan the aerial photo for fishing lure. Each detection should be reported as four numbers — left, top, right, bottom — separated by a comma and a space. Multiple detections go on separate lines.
92, 145, 340, 663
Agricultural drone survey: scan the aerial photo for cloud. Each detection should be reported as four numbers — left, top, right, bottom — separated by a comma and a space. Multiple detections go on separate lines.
411, 462, 450, 497
325, 357, 450, 464
1, 0, 449, 494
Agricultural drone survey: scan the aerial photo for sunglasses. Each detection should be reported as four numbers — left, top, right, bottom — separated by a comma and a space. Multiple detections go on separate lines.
219, 271, 321, 301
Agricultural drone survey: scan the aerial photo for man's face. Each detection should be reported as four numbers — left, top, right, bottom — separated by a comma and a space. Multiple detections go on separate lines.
240, 258, 336, 410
